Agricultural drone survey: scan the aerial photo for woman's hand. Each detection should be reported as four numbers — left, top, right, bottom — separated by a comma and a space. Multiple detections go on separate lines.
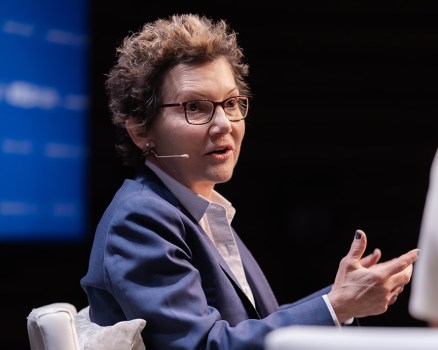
328, 229, 419, 324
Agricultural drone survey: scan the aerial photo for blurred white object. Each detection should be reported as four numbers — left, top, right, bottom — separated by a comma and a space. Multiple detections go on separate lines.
409, 150, 438, 324
265, 326, 438, 350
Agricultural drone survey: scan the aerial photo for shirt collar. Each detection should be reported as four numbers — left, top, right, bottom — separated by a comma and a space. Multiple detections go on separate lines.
145, 160, 235, 223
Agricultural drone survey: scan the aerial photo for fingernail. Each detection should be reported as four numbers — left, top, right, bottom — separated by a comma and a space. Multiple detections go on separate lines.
355, 230, 362, 240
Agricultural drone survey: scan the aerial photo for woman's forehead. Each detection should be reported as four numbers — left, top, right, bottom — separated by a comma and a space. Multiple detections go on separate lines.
162, 59, 236, 99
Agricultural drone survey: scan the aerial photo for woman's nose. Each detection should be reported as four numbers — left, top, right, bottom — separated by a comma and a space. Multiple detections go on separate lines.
210, 106, 232, 132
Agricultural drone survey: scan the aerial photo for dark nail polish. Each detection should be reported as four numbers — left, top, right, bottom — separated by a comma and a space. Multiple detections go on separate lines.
355, 230, 362, 240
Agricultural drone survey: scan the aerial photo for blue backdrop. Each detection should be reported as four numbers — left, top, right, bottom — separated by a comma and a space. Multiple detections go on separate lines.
0, 1, 89, 241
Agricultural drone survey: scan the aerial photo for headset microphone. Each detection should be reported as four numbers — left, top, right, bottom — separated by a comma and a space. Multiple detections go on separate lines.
150, 149, 189, 159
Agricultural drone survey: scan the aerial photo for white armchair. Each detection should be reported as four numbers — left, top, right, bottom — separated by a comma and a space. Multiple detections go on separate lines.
27, 303, 147, 350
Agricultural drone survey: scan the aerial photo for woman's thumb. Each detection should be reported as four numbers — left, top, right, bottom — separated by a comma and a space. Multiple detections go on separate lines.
347, 229, 367, 261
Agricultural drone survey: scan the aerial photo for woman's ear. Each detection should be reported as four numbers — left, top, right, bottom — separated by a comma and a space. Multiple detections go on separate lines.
125, 117, 147, 149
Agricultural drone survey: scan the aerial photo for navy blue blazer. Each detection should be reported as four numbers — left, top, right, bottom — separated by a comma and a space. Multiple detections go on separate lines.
81, 165, 338, 350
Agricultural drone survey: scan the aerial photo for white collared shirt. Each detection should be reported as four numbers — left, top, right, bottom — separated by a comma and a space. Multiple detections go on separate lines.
145, 160, 256, 306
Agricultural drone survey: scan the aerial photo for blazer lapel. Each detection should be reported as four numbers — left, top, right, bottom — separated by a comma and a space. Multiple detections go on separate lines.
195, 223, 261, 318
234, 231, 280, 317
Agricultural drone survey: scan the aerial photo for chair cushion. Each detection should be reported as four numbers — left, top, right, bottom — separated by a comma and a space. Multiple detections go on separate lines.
75, 306, 146, 350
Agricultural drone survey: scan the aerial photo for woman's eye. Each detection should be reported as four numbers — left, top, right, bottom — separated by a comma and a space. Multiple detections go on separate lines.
225, 98, 237, 108
187, 102, 199, 112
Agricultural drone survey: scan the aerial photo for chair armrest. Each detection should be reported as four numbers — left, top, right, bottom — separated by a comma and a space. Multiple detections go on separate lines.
27, 302, 79, 350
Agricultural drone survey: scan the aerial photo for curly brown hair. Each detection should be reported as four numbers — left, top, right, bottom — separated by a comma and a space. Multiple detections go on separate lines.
105, 13, 251, 166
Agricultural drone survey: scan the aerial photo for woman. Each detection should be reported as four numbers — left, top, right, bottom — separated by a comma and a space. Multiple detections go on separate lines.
81, 13, 418, 349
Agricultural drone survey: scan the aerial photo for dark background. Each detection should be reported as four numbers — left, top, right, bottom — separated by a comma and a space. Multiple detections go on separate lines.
4, 1, 438, 348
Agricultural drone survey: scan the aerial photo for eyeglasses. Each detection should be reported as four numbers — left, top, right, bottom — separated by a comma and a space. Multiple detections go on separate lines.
160, 95, 249, 125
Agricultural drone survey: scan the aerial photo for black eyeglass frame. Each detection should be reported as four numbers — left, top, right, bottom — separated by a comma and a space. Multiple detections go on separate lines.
160, 95, 250, 125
